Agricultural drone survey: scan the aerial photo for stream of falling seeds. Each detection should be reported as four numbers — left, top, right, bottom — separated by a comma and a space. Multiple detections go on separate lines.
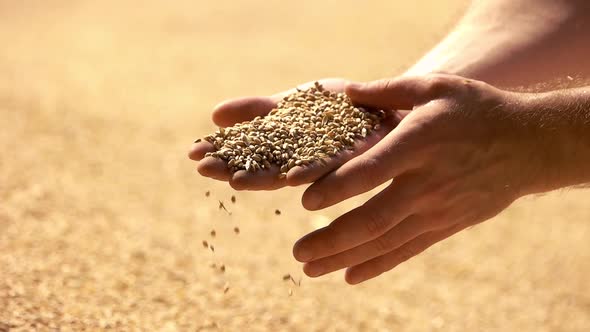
202, 191, 299, 297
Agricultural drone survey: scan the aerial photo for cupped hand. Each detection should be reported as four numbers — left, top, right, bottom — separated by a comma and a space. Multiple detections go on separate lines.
188, 79, 404, 190
293, 74, 545, 284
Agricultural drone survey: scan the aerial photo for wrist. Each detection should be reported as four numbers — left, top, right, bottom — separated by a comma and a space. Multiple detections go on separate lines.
516, 90, 590, 194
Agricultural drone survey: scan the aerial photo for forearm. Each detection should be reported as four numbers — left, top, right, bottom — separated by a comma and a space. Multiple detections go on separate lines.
405, 0, 590, 88
521, 87, 590, 193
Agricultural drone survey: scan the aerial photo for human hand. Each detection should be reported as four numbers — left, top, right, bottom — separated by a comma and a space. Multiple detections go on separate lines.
188, 79, 404, 190
293, 74, 546, 284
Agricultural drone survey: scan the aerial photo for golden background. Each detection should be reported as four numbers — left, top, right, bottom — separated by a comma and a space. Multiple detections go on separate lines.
1, 1, 589, 330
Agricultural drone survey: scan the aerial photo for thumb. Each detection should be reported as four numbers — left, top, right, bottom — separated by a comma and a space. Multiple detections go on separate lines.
345, 75, 453, 110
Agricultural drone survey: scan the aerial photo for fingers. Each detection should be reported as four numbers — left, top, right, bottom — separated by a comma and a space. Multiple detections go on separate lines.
345, 74, 459, 110
228, 165, 286, 191
189, 141, 233, 181
302, 75, 457, 210
293, 178, 421, 262
302, 214, 444, 278
188, 141, 216, 161
301, 124, 420, 211
285, 114, 398, 187
212, 97, 278, 127
193, 78, 388, 191
344, 222, 468, 285
211, 78, 350, 127
192, 116, 396, 190
196, 157, 232, 181
196, 157, 288, 190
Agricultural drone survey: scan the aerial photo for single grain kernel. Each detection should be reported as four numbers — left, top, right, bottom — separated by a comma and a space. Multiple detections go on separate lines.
219, 201, 231, 215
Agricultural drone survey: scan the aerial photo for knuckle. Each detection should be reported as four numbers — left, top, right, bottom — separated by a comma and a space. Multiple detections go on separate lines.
372, 78, 394, 92
372, 257, 392, 276
325, 232, 339, 252
396, 244, 418, 263
364, 210, 389, 237
469, 79, 488, 90
428, 177, 460, 203
355, 157, 382, 189
421, 214, 450, 231
323, 225, 341, 252
380, 79, 394, 92
423, 75, 456, 98
373, 233, 397, 254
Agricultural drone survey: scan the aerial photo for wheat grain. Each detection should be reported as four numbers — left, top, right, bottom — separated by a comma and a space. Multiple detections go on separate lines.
199, 82, 384, 174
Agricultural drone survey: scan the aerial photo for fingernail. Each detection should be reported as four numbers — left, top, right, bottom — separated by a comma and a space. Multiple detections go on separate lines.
303, 190, 324, 210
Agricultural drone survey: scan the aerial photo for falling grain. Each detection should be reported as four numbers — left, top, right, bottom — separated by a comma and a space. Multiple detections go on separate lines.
218, 201, 231, 215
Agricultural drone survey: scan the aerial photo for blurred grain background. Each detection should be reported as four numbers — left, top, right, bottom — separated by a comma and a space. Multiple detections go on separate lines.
1, 1, 589, 331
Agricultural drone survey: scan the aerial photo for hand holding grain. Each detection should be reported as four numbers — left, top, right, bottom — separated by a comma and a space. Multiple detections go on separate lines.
293, 74, 555, 284
190, 73, 583, 285
188, 79, 404, 190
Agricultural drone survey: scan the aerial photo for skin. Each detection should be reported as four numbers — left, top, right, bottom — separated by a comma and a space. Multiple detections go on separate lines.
296, 76, 590, 284
188, 0, 590, 284
189, 79, 406, 190
406, 0, 590, 87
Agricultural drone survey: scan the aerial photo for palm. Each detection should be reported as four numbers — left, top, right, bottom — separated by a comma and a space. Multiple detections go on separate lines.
188, 79, 402, 190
